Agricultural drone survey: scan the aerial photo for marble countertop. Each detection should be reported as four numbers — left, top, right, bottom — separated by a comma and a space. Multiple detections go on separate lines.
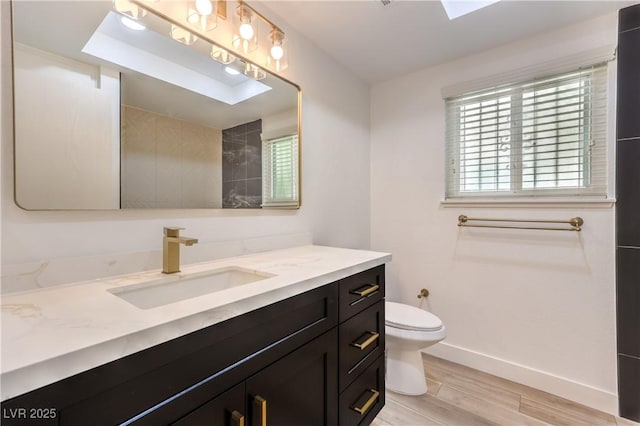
1, 245, 391, 401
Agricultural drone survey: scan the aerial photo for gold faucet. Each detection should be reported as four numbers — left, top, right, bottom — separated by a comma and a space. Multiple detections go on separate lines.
162, 227, 198, 274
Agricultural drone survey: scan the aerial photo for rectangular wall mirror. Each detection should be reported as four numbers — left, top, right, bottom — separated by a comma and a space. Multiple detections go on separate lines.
11, 0, 301, 210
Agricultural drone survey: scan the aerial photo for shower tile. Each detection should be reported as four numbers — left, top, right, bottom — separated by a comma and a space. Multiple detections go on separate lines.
246, 178, 262, 208
617, 26, 640, 141
223, 180, 248, 209
618, 354, 640, 422
619, 4, 640, 33
221, 120, 262, 208
246, 136, 262, 179
247, 119, 262, 133
617, 140, 640, 247
617, 247, 640, 358
222, 142, 243, 182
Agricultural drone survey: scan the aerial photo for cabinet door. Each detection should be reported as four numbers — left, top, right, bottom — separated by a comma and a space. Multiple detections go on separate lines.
171, 382, 245, 426
246, 329, 338, 426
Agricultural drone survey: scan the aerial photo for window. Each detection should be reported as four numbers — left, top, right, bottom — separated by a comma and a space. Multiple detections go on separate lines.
262, 134, 299, 207
445, 64, 608, 199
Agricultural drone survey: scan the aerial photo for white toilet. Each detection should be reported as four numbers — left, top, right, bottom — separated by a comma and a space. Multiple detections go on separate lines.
385, 301, 446, 395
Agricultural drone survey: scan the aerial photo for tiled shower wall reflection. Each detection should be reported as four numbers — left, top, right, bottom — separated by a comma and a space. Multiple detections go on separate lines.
121, 105, 222, 208
222, 119, 262, 208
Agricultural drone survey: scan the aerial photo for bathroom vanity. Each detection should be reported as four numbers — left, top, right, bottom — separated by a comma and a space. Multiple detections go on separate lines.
1, 246, 389, 425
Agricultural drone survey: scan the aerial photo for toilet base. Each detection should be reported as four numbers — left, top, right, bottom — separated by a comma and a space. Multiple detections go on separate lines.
385, 347, 428, 396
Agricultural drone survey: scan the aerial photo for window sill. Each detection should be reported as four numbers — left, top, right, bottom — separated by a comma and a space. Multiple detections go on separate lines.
440, 198, 615, 209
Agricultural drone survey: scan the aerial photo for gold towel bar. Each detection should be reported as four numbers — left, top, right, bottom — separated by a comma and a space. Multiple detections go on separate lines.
458, 215, 584, 232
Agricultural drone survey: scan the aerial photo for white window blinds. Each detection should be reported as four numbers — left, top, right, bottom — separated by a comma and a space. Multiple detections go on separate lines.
262, 134, 299, 207
445, 64, 608, 199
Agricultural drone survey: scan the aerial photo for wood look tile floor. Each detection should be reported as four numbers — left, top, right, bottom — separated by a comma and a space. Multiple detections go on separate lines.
372, 354, 639, 426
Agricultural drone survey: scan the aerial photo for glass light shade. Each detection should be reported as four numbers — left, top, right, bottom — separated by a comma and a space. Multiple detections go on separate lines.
170, 24, 198, 45
245, 63, 266, 81
211, 46, 236, 65
113, 0, 147, 20
187, 0, 217, 32
266, 28, 288, 73
232, 4, 257, 53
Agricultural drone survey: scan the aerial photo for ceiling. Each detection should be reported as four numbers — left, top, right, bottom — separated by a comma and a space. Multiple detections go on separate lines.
260, 0, 637, 83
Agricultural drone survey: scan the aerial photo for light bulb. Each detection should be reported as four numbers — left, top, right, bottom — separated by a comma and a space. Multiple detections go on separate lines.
187, 0, 216, 32
270, 45, 284, 61
195, 0, 213, 16
239, 22, 254, 40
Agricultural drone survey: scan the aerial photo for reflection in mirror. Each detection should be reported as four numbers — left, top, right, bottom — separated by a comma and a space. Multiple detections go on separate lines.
12, 0, 300, 210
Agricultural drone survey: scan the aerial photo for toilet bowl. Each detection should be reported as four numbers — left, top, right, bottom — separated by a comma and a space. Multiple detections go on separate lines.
385, 301, 446, 396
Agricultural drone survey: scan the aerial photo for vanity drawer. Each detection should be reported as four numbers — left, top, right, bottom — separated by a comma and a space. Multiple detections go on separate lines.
339, 301, 385, 392
339, 354, 385, 426
339, 265, 385, 321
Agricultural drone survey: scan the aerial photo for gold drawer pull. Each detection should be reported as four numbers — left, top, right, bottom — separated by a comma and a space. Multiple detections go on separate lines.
253, 395, 267, 426
351, 388, 380, 416
350, 284, 379, 298
231, 410, 245, 426
352, 332, 380, 350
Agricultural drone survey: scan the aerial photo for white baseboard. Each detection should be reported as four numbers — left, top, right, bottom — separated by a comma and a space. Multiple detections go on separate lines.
424, 342, 618, 416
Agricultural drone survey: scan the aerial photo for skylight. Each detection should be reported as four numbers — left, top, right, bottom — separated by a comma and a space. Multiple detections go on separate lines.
441, 0, 501, 20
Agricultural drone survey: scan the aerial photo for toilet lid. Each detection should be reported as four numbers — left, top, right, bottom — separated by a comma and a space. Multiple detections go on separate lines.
386, 301, 443, 331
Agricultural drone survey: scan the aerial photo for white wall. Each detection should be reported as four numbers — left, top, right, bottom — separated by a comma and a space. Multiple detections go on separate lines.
13, 44, 120, 210
0, 2, 371, 266
371, 13, 618, 413
262, 108, 297, 139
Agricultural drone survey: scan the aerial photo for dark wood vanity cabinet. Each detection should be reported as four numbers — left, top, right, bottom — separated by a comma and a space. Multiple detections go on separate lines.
172, 330, 338, 426
1, 266, 385, 426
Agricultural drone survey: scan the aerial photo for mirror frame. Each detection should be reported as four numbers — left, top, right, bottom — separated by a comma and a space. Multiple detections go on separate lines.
10, 0, 302, 211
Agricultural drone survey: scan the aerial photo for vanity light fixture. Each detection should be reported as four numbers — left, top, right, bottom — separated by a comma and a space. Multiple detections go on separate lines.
244, 62, 266, 80
170, 24, 198, 45
211, 46, 236, 64
113, 0, 147, 20
230, 1, 289, 72
267, 27, 287, 72
123, 0, 289, 79
232, 3, 258, 53
187, 0, 217, 32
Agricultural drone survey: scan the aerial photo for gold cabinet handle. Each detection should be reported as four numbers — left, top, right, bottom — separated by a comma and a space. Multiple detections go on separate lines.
351, 388, 380, 416
350, 284, 379, 297
231, 410, 245, 426
351, 331, 380, 350
253, 395, 267, 426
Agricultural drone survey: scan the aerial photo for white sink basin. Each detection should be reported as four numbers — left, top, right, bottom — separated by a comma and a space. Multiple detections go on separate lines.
107, 267, 274, 309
